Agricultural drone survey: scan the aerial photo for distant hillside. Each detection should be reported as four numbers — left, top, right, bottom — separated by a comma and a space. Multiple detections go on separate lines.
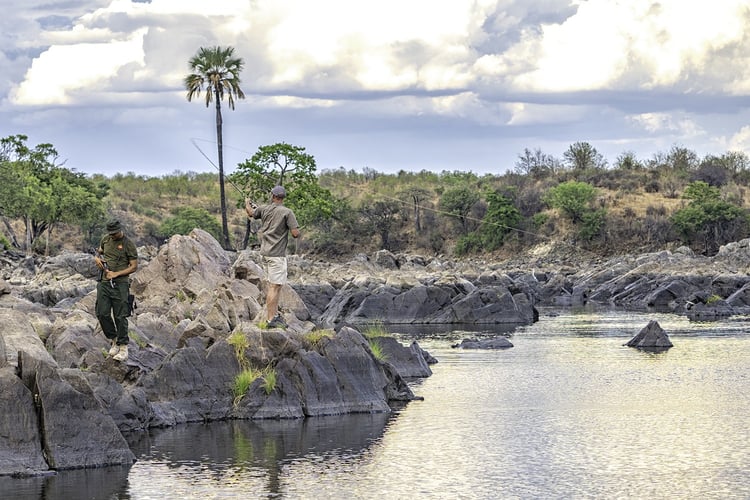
4, 149, 750, 262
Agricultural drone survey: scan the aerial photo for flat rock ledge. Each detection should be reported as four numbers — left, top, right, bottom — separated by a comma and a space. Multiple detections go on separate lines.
451, 337, 514, 349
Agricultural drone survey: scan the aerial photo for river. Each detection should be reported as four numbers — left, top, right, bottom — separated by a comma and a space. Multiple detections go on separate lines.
3, 308, 750, 499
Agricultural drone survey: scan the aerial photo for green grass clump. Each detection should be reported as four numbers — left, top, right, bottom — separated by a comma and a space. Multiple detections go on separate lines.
261, 367, 277, 395
129, 331, 148, 348
360, 323, 391, 362
233, 367, 262, 405
706, 294, 723, 304
227, 330, 250, 369
302, 329, 334, 347
232, 365, 278, 405
361, 322, 392, 339
367, 338, 388, 362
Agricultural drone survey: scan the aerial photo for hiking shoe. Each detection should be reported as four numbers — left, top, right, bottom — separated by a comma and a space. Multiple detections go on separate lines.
266, 315, 287, 329
108, 342, 120, 357
113, 345, 129, 362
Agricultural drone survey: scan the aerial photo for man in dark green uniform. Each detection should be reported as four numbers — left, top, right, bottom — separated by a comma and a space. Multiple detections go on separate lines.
94, 219, 138, 361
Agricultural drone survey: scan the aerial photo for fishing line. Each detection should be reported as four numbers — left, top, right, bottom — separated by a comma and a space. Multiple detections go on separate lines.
189, 137, 249, 197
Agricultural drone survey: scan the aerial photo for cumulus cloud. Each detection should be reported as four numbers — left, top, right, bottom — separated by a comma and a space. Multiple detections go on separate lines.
629, 112, 704, 138
2, 0, 750, 175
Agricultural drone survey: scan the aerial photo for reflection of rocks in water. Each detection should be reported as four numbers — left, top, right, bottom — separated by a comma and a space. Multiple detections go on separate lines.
0, 464, 131, 500
126, 415, 392, 496
128, 414, 392, 464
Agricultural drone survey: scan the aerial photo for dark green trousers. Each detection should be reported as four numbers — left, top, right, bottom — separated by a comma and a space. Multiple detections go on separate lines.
96, 280, 130, 345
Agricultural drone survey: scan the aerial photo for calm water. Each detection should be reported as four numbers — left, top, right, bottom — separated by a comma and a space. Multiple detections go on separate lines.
4, 308, 750, 499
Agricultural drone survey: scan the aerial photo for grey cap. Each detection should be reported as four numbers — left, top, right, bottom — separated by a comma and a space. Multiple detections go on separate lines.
106, 219, 122, 234
271, 185, 286, 198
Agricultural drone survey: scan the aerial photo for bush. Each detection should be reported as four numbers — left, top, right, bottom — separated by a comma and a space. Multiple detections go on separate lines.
158, 207, 222, 242
544, 181, 597, 223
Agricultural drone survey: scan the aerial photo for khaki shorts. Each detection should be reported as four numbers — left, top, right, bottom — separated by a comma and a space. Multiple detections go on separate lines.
264, 256, 287, 285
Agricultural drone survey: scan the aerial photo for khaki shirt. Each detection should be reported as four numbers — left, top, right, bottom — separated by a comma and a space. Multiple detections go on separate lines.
253, 203, 299, 257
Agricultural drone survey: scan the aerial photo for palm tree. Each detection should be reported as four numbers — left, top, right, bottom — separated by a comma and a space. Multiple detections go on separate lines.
184, 46, 245, 249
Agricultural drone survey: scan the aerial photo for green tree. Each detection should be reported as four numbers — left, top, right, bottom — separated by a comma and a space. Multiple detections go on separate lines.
159, 207, 223, 242
614, 151, 643, 170
671, 181, 748, 254
439, 186, 479, 234
0, 135, 105, 253
360, 200, 405, 251
515, 148, 558, 178
400, 186, 431, 231
563, 142, 606, 170
479, 190, 521, 250
230, 143, 336, 248
544, 181, 597, 223
185, 45, 245, 250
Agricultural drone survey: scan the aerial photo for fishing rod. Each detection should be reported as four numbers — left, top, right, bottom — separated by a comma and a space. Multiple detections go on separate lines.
189, 137, 248, 197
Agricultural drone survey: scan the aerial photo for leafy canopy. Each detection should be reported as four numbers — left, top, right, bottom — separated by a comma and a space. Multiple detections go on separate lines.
544, 181, 597, 223
230, 143, 336, 226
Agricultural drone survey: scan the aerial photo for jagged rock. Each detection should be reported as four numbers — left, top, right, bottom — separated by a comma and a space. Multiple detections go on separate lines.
32, 362, 135, 469
686, 300, 734, 321
451, 337, 514, 349
624, 320, 673, 349
0, 305, 57, 369
373, 336, 433, 378
0, 366, 48, 475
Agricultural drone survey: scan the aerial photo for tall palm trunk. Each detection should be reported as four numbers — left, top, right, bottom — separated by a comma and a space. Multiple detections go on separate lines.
214, 88, 231, 250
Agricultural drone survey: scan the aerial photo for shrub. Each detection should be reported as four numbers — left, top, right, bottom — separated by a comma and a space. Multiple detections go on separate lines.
159, 206, 222, 242
543, 181, 597, 223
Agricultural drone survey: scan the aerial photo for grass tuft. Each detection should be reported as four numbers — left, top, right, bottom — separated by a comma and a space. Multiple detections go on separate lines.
228, 330, 250, 369
367, 338, 389, 362
232, 367, 262, 406
361, 322, 392, 339
302, 329, 334, 347
261, 367, 277, 395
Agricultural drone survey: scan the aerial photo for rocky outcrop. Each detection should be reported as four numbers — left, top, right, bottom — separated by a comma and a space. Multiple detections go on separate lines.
0, 230, 432, 476
624, 320, 673, 350
5, 233, 750, 475
508, 241, 750, 319
292, 252, 538, 326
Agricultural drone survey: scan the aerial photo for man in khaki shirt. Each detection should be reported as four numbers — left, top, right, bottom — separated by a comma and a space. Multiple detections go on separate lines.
245, 185, 300, 328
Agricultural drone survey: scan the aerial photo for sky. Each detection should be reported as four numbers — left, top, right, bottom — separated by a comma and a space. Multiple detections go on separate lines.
2, 0, 750, 178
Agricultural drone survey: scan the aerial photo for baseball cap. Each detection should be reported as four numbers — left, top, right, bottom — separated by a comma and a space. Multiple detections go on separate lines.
271, 185, 286, 198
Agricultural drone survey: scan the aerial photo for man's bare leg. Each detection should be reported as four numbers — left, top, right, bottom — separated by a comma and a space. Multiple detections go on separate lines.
266, 282, 281, 321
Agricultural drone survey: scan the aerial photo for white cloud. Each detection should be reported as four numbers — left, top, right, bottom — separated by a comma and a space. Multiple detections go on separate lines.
2, 0, 750, 176
507, 0, 750, 92
10, 28, 147, 105
629, 112, 703, 137
728, 125, 750, 152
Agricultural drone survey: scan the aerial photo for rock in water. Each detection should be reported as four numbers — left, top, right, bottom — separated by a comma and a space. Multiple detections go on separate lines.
625, 320, 673, 350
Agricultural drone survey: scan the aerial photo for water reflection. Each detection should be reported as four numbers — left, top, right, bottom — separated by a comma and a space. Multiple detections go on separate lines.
125, 413, 392, 498
3, 309, 750, 499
